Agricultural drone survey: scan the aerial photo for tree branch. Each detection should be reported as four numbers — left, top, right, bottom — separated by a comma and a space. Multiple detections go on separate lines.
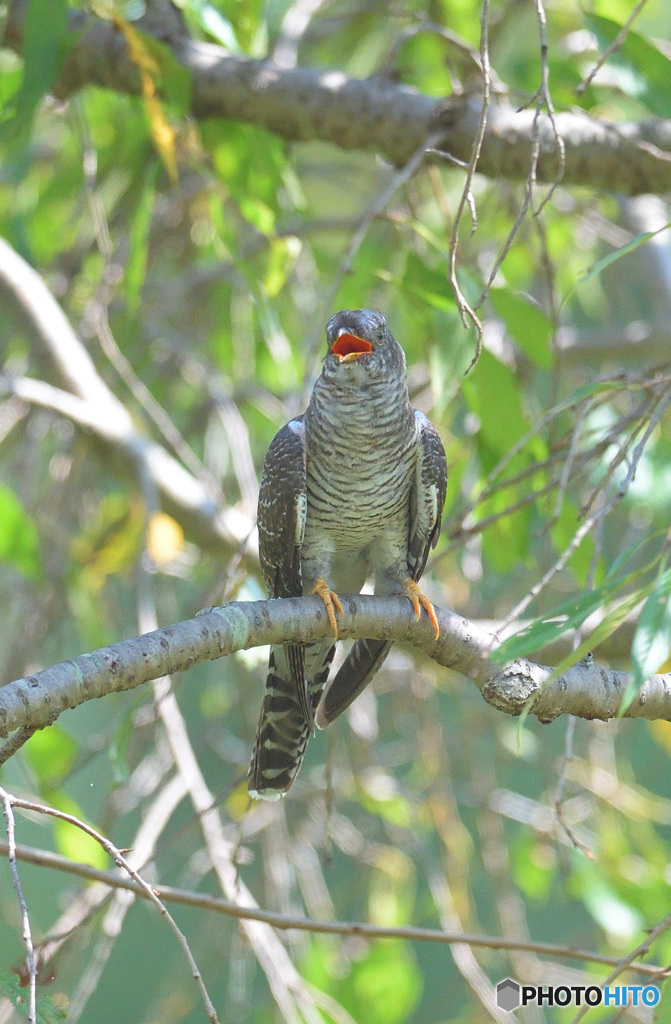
0, 839, 665, 976
1, 596, 669, 743
5, 0, 671, 195
0, 235, 249, 553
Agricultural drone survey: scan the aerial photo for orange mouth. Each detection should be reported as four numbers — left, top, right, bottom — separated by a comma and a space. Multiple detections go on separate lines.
332, 332, 373, 362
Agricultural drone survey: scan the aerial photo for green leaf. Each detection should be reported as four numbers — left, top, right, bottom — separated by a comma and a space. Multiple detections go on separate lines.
560, 379, 623, 407
580, 874, 642, 939
24, 727, 77, 788
350, 942, 422, 1024
399, 254, 455, 312
627, 568, 671, 710
493, 531, 665, 669
654, 978, 671, 1023
180, 0, 242, 51
588, 14, 671, 118
493, 557, 656, 668
563, 227, 670, 306
125, 160, 159, 310
0, 972, 66, 1023
263, 236, 300, 297
605, 532, 666, 583
481, 491, 532, 572
15, 0, 69, 123
492, 587, 609, 664
121, 0, 147, 19
0, 67, 23, 122
489, 288, 554, 368
549, 589, 645, 681
397, 31, 455, 97
49, 794, 109, 870
550, 499, 595, 588
359, 790, 413, 828
239, 196, 275, 235
511, 836, 556, 899
462, 348, 530, 455
0, 483, 41, 580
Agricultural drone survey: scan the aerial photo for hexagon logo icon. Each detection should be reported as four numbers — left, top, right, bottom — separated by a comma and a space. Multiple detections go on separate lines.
496, 978, 521, 1011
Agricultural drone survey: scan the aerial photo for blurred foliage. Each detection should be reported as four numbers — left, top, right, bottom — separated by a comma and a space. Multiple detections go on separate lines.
1, 0, 671, 1022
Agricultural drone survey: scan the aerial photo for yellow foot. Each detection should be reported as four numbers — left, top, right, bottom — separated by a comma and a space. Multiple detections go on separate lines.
403, 579, 440, 640
312, 577, 344, 638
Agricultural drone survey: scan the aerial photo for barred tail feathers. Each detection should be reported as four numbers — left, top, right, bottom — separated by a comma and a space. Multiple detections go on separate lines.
248, 641, 335, 799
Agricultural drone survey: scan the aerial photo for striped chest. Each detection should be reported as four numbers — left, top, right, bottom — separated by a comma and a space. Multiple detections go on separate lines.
304, 378, 417, 544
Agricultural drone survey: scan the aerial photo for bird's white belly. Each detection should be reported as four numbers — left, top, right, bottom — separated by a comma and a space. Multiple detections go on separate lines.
301, 468, 412, 593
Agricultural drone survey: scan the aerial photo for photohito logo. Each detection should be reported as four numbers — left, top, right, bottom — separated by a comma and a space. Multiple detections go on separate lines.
495, 978, 660, 1011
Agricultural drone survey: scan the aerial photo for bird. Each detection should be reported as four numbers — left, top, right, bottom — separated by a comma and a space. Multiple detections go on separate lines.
248, 308, 447, 800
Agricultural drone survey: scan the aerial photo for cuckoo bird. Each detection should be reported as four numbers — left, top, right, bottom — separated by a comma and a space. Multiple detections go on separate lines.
249, 309, 447, 799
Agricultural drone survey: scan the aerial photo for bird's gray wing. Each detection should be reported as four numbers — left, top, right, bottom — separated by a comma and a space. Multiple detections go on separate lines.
256, 418, 312, 726
407, 411, 448, 582
316, 637, 392, 727
257, 418, 307, 601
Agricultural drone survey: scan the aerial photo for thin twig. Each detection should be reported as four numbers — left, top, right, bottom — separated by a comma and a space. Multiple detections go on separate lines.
496, 384, 671, 634
569, 907, 671, 1024
553, 715, 596, 859
448, 474, 567, 549
426, 864, 513, 1023
303, 129, 444, 389
0, 237, 248, 551
0, 788, 37, 1024
66, 773, 188, 1022
553, 514, 604, 860
474, 0, 564, 311
0, 838, 667, 976
578, 394, 657, 519
381, 18, 491, 96
575, 0, 652, 98
446, 0, 490, 372
9, 796, 221, 1024
28, 773, 188, 1012
450, 372, 630, 526
474, 398, 649, 525
531, 0, 565, 211
550, 398, 600, 527
0, 725, 39, 767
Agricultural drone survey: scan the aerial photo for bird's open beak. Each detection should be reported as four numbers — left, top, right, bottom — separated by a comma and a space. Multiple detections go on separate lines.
332, 330, 373, 362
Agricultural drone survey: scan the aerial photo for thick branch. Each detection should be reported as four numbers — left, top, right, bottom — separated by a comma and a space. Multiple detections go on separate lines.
0, 236, 248, 552
5, 0, 671, 195
1, 596, 669, 741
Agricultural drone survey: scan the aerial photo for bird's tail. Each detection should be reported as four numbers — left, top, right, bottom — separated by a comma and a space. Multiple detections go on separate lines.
248, 641, 335, 800
316, 639, 392, 727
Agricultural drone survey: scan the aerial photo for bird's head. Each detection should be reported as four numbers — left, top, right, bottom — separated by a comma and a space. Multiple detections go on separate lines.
323, 309, 405, 383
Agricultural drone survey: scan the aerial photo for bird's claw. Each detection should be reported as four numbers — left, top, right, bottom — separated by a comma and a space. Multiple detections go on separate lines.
403, 579, 440, 640
312, 577, 344, 638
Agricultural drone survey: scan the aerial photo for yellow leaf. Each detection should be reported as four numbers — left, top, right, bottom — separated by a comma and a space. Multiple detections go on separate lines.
650, 720, 671, 754
71, 496, 144, 592
147, 512, 184, 567
656, 653, 671, 674
226, 779, 252, 820
113, 15, 179, 183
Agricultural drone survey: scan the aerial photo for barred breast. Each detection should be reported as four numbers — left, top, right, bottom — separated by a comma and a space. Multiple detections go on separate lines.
304, 374, 417, 550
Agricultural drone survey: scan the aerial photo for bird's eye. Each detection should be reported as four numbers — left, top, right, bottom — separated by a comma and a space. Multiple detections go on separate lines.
376, 330, 384, 342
